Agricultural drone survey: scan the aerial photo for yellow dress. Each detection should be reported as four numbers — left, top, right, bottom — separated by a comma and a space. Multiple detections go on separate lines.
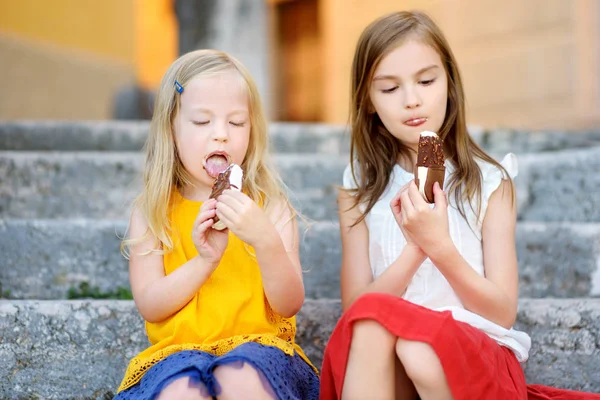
118, 190, 315, 392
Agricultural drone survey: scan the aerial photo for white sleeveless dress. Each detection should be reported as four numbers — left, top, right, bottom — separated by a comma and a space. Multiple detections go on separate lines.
342, 153, 531, 362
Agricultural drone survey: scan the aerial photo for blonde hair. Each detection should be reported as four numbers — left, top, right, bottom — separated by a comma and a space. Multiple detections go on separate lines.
348, 11, 514, 224
123, 49, 293, 255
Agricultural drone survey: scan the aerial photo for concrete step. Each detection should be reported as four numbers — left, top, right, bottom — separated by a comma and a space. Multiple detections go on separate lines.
0, 151, 344, 220
0, 298, 598, 398
0, 121, 350, 154
1, 220, 599, 300
2, 147, 600, 221
2, 121, 600, 153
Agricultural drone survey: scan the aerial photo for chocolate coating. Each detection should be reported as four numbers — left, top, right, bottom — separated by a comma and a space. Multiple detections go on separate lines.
416, 135, 444, 167
415, 134, 445, 203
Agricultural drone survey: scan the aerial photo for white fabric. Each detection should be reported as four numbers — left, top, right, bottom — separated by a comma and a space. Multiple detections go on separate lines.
342, 153, 530, 362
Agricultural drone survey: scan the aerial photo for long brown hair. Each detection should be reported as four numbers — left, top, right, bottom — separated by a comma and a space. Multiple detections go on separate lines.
347, 10, 513, 224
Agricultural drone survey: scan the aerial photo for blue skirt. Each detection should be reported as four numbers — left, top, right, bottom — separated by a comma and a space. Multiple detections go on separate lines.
115, 342, 319, 400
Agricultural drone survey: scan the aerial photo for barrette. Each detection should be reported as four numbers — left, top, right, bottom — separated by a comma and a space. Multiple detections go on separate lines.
174, 80, 184, 94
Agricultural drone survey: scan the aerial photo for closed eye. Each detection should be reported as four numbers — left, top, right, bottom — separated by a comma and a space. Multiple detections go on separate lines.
192, 120, 209, 125
419, 79, 435, 86
382, 86, 399, 93
230, 121, 246, 127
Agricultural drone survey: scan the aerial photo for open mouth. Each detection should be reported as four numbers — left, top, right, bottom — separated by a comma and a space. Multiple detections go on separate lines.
203, 151, 232, 178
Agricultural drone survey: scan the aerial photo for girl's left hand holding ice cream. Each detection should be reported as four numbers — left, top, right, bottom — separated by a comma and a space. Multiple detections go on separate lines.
215, 190, 279, 249
392, 180, 451, 257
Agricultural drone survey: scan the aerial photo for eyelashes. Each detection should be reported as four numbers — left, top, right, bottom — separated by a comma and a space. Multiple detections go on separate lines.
380, 78, 436, 93
382, 87, 398, 93
192, 121, 246, 127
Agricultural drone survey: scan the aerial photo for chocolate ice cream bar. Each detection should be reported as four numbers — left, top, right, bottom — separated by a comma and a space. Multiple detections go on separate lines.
414, 131, 445, 203
209, 164, 243, 230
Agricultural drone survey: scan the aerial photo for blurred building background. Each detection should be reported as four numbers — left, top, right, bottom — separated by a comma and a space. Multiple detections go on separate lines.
1, 0, 599, 130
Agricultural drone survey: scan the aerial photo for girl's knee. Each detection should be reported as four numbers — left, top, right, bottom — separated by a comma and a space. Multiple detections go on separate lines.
213, 362, 275, 400
156, 376, 211, 400
352, 319, 395, 345
395, 339, 445, 384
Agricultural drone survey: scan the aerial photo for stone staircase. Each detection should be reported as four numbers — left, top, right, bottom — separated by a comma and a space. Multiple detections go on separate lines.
1, 121, 599, 399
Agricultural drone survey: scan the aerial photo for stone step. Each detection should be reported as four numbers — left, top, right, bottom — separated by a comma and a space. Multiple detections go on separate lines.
1, 147, 599, 221
0, 121, 350, 154
1, 219, 599, 300
0, 298, 598, 398
0, 151, 344, 220
2, 121, 600, 154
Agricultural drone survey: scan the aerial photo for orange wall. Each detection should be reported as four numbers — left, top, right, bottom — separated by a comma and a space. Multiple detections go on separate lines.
134, 0, 178, 89
316, 0, 600, 129
0, 0, 177, 119
0, 0, 135, 64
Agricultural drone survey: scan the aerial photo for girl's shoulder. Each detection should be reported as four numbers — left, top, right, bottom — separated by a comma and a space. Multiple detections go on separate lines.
475, 153, 518, 204
475, 152, 518, 182
342, 162, 359, 190
464, 153, 518, 235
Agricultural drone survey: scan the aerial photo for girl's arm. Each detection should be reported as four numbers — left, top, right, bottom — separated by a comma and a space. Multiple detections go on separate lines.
339, 189, 425, 311
215, 191, 304, 318
252, 199, 305, 318
402, 180, 518, 328
128, 203, 223, 323
429, 179, 518, 328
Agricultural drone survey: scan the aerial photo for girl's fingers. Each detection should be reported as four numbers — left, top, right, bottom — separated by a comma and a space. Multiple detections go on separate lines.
433, 181, 448, 209
407, 181, 427, 210
390, 191, 402, 215
400, 188, 415, 216
196, 218, 214, 234
194, 208, 217, 226
200, 198, 217, 212
217, 190, 246, 209
215, 201, 237, 229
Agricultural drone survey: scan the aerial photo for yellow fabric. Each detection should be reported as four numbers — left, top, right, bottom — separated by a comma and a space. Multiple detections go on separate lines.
118, 191, 315, 392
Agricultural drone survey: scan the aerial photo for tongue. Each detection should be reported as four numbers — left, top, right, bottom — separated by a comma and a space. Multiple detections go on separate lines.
205, 155, 229, 178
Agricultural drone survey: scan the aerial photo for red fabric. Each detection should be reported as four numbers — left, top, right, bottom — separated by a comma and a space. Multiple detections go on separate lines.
319, 293, 600, 400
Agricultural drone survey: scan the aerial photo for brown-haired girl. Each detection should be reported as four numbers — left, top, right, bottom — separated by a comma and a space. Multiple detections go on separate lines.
320, 11, 599, 400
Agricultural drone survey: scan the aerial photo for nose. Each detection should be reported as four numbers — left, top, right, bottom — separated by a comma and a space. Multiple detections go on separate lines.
403, 85, 421, 109
211, 122, 229, 142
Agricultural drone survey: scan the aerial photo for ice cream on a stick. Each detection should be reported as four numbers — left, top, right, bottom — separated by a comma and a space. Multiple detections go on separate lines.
414, 131, 445, 203
208, 163, 243, 230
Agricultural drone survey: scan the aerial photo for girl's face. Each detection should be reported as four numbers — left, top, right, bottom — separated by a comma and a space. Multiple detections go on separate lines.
174, 69, 251, 197
369, 39, 448, 153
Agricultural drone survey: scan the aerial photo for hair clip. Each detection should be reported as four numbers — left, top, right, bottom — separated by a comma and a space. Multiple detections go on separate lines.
174, 80, 184, 94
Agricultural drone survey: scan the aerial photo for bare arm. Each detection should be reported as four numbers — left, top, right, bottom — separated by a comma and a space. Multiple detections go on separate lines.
127, 207, 218, 323
253, 200, 305, 318
216, 192, 304, 318
427, 180, 519, 328
339, 189, 425, 311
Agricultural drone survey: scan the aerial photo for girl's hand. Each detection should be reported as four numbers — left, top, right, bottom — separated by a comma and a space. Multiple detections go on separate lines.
192, 199, 229, 267
215, 190, 277, 248
394, 181, 452, 257
390, 183, 426, 258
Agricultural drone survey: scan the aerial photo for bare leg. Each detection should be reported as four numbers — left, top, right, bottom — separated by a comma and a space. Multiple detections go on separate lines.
342, 319, 397, 400
395, 338, 453, 400
213, 361, 276, 400
156, 376, 212, 400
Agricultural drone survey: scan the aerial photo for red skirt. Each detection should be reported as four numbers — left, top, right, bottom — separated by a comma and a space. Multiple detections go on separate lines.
319, 293, 599, 400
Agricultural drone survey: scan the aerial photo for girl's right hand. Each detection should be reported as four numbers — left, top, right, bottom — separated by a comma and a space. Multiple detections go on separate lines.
192, 199, 229, 268
390, 183, 426, 258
